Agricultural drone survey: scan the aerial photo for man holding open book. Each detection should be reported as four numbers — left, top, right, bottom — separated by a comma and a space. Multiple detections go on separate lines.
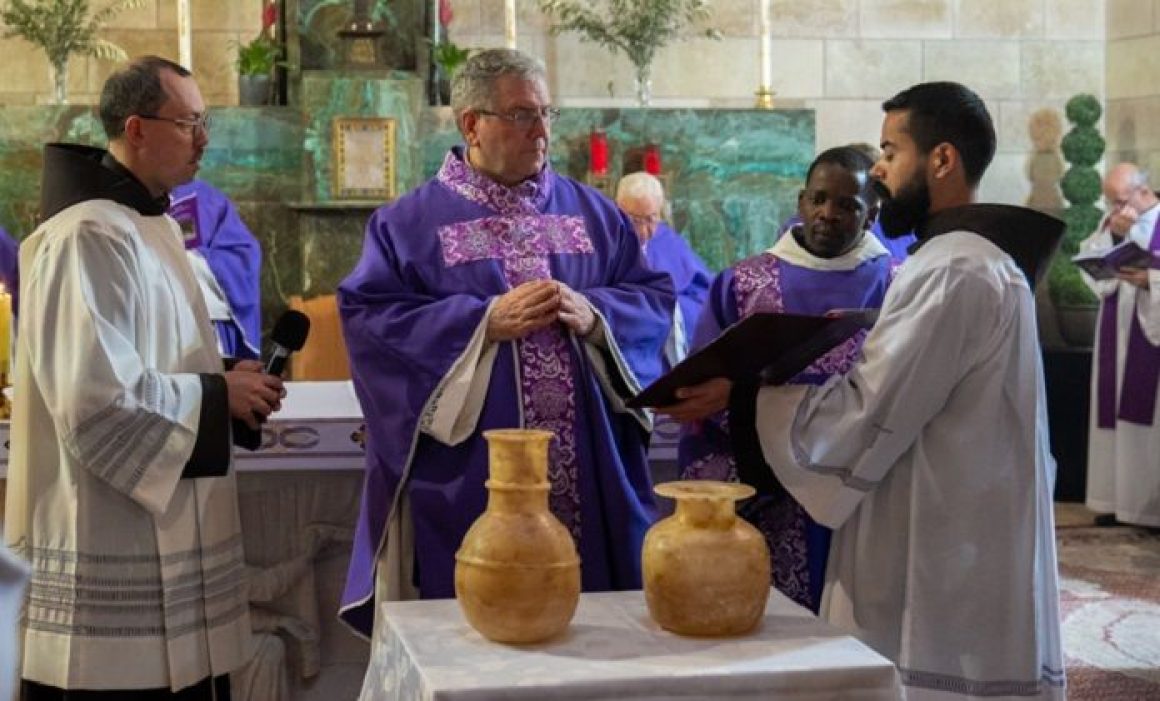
658, 82, 1066, 701
1080, 163, 1160, 529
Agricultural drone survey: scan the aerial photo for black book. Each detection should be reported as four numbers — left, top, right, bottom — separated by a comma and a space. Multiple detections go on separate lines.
1071, 239, 1156, 280
628, 308, 878, 409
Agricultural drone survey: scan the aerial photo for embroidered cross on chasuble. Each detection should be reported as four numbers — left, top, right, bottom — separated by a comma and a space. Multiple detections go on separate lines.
437, 154, 594, 538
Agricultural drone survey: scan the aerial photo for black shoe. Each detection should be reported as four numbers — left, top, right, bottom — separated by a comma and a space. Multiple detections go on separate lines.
1093, 513, 1120, 527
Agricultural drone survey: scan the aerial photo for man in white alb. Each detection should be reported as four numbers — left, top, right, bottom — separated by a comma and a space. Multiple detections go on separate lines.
665, 81, 1067, 701
7, 56, 284, 700
1081, 163, 1160, 529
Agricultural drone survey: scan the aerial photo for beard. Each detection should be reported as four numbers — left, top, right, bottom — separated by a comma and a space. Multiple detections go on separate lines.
874, 173, 931, 239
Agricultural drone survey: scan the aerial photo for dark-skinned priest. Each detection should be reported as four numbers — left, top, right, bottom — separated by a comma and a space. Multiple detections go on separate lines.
337, 48, 675, 637
661, 82, 1066, 701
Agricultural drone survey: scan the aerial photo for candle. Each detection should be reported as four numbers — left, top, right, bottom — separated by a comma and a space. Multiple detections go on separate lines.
643, 144, 661, 175
504, 0, 517, 49
177, 0, 193, 70
0, 283, 10, 382
589, 130, 609, 176
759, 0, 772, 88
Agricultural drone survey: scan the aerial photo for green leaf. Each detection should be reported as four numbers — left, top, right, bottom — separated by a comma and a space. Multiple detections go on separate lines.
537, 0, 719, 74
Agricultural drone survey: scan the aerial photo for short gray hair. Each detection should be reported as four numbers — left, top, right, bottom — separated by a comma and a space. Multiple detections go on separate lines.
616, 171, 665, 205
451, 48, 547, 119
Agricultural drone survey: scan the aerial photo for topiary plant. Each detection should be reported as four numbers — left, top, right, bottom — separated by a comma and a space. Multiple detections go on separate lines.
1049, 94, 1104, 307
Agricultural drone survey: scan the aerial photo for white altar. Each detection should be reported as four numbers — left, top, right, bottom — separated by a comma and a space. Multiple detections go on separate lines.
0, 382, 685, 700
361, 589, 904, 701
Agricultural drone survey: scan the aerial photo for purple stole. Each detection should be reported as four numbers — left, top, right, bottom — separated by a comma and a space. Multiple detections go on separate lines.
436, 156, 589, 537
1096, 215, 1160, 428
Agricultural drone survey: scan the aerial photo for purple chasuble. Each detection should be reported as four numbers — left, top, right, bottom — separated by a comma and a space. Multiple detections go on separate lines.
1097, 215, 1160, 427
337, 149, 674, 636
169, 180, 262, 359
643, 223, 711, 367
679, 241, 894, 611
0, 225, 17, 316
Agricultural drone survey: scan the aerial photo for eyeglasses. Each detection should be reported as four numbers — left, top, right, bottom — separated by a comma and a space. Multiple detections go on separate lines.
137, 112, 212, 133
476, 107, 561, 127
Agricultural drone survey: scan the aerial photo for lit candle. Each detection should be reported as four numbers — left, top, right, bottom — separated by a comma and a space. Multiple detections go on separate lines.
589, 130, 609, 176
759, 0, 772, 88
0, 283, 10, 382
643, 144, 661, 175
177, 0, 193, 70
504, 0, 517, 49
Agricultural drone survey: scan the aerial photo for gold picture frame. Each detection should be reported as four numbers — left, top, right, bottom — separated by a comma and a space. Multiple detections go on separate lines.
332, 117, 397, 200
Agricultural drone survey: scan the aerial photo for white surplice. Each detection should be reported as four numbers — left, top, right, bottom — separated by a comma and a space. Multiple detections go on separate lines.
754, 230, 1065, 700
1081, 204, 1160, 527
6, 199, 250, 690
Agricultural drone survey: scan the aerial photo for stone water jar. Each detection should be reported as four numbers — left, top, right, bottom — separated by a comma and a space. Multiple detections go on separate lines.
454, 429, 581, 643
643, 480, 771, 636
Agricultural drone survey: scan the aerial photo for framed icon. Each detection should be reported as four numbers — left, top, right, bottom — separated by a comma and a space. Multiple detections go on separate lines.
332, 117, 397, 200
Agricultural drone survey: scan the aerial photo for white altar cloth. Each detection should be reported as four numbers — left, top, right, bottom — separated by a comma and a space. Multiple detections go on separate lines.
360, 589, 903, 701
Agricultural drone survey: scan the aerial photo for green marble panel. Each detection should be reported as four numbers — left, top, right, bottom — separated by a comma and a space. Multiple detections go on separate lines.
300, 71, 425, 202
198, 107, 304, 201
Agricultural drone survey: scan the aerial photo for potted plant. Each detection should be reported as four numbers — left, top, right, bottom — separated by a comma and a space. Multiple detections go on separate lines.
234, 33, 280, 106
1048, 93, 1104, 347
0, 0, 145, 104
538, 0, 719, 107
429, 39, 472, 105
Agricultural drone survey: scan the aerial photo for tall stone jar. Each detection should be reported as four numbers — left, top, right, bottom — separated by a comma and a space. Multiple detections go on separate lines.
643, 480, 771, 636
454, 429, 581, 643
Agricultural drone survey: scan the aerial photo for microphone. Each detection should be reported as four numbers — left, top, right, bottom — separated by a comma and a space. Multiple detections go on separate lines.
265, 310, 311, 376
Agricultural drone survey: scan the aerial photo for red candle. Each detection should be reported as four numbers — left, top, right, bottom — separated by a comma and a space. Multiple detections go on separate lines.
589, 130, 609, 175
643, 143, 661, 175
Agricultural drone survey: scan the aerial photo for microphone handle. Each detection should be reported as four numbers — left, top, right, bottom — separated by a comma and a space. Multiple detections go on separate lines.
265, 346, 291, 376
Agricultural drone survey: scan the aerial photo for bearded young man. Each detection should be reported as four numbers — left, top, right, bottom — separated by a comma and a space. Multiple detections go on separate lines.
664, 82, 1066, 701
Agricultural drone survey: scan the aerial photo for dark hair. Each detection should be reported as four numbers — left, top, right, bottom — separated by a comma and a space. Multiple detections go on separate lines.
805, 146, 878, 204
99, 56, 191, 140
882, 81, 996, 187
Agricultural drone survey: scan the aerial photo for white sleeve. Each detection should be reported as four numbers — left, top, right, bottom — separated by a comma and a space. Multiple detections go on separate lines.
421, 298, 499, 445
22, 219, 202, 516
754, 263, 1003, 528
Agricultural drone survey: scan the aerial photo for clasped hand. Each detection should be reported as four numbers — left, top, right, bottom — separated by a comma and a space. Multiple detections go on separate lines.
655, 377, 733, 423
225, 359, 286, 430
486, 280, 596, 341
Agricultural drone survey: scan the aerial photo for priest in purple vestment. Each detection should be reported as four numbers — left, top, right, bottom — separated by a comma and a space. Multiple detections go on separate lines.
665, 146, 896, 612
616, 171, 711, 370
168, 180, 262, 359
337, 49, 675, 637
0, 225, 17, 315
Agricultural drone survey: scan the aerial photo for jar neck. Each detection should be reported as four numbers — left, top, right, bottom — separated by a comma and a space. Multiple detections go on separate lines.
674, 497, 737, 530
486, 481, 549, 514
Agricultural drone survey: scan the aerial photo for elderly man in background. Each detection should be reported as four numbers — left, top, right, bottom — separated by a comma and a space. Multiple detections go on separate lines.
1081, 162, 1160, 529
337, 48, 674, 639
616, 171, 711, 369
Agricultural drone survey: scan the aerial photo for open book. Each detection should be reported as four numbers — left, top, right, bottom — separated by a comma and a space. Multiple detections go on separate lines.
1071, 239, 1155, 280
627, 309, 878, 409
